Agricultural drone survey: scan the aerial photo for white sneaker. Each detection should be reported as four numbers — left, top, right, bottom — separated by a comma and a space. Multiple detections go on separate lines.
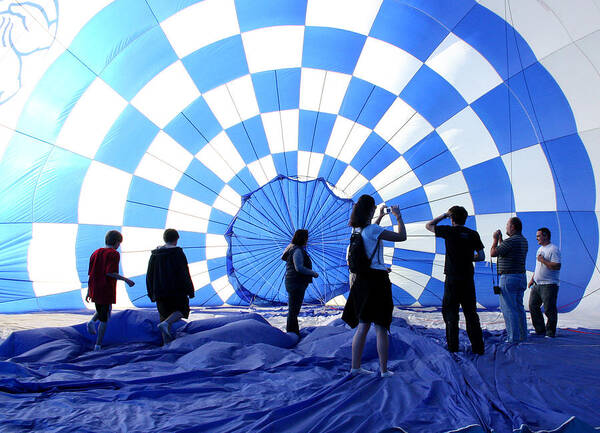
157, 321, 172, 339
93, 345, 101, 351
350, 367, 375, 375
381, 370, 394, 378
87, 321, 97, 335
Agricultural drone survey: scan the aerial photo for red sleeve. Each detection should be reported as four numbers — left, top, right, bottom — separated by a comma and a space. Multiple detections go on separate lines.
105, 250, 120, 275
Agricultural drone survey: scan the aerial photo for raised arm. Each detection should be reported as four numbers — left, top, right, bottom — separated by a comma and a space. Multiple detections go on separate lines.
425, 212, 449, 233
380, 205, 407, 242
490, 230, 503, 258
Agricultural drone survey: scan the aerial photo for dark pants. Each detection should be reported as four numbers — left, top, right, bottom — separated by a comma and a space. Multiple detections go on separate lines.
529, 283, 558, 337
286, 284, 308, 334
442, 276, 484, 354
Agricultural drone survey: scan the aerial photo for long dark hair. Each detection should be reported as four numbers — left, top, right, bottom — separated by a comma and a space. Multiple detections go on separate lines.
291, 229, 309, 246
349, 195, 375, 228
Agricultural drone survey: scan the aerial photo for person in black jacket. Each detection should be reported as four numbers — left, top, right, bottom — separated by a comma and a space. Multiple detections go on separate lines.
281, 229, 319, 335
146, 228, 195, 344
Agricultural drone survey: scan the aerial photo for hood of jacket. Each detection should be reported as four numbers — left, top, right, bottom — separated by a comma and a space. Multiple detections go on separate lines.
151, 245, 182, 257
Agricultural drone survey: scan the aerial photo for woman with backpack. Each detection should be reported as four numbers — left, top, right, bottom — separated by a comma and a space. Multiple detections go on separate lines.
281, 229, 319, 335
342, 195, 406, 377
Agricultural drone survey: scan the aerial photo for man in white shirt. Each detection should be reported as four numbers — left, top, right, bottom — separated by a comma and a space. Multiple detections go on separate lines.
528, 227, 561, 338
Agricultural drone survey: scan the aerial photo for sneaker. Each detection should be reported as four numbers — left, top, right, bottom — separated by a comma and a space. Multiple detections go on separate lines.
529, 331, 545, 337
93, 344, 101, 351
157, 321, 172, 339
350, 367, 375, 375
380, 370, 394, 378
87, 321, 97, 335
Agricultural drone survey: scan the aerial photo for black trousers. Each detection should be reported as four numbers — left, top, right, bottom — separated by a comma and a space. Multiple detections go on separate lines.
442, 276, 484, 354
286, 283, 308, 334
529, 283, 558, 337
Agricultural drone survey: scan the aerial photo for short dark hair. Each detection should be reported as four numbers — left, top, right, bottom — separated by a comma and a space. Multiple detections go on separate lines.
105, 230, 123, 246
537, 227, 551, 239
349, 195, 376, 228
510, 217, 523, 233
163, 228, 180, 243
291, 229, 309, 246
448, 206, 468, 225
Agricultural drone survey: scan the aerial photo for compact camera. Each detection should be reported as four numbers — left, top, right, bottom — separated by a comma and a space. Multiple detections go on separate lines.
493, 285, 501, 295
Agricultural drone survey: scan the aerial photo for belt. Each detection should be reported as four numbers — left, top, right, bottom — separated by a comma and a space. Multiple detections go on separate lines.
498, 271, 525, 275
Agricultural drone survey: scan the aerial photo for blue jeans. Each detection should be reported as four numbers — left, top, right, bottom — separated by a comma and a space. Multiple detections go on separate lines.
499, 273, 528, 342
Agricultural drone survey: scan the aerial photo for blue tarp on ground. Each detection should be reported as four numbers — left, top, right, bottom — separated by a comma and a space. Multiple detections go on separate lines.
0, 310, 598, 432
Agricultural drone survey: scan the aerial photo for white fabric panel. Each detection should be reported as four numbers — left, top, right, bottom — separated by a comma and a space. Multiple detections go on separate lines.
211, 274, 235, 303
242, 26, 304, 73
426, 33, 502, 104
431, 253, 446, 282
248, 155, 277, 187
544, 0, 600, 41
134, 131, 193, 189
131, 61, 200, 129
374, 97, 416, 142
299, 68, 352, 114
206, 234, 228, 259
389, 114, 435, 155
577, 128, 600, 211
261, 110, 299, 154
501, 145, 556, 212
389, 265, 429, 300
326, 294, 347, 307
213, 185, 242, 216
79, 161, 132, 225
166, 191, 211, 233
112, 280, 136, 310
437, 107, 499, 169
160, 0, 240, 58
225, 75, 260, 123
402, 222, 436, 254
297, 151, 324, 179
203, 76, 260, 129
370, 157, 421, 202
196, 131, 245, 182
474, 213, 514, 259
55, 78, 127, 158
305, 0, 383, 35
335, 165, 368, 197
423, 171, 474, 217
120, 226, 163, 277
325, 116, 371, 163
188, 260, 210, 290
0, 124, 12, 161
29, 223, 81, 297
354, 37, 422, 95
541, 42, 600, 133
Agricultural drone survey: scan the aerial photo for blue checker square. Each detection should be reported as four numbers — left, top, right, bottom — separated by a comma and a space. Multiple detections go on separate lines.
302, 27, 366, 74
339, 78, 395, 128
175, 159, 223, 204
179, 231, 207, 263
400, 65, 467, 127
123, 177, 172, 228
351, 133, 400, 180
207, 209, 234, 235
463, 157, 513, 214
298, 110, 336, 153
272, 151, 297, 177
236, 0, 307, 32
228, 167, 261, 194
226, 116, 271, 163
252, 68, 301, 113
389, 187, 432, 223
403, 131, 460, 185
418, 278, 445, 306
207, 257, 228, 280
393, 249, 434, 276
317, 155, 349, 186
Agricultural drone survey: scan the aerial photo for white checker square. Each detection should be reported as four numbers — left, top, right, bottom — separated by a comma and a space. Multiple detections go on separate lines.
188, 260, 210, 290
297, 151, 324, 179
213, 184, 242, 216
196, 131, 245, 182
354, 37, 422, 95
402, 221, 436, 254
242, 25, 304, 73
389, 265, 430, 300
335, 165, 368, 197
306, 0, 383, 35
225, 75, 261, 123
326, 294, 348, 307
203, 75, 260, 129
112, 280, 136, 310
423, 171, 474, 217
426, 33, 503, 104
79, 161, 132, 226
160, 0, 240, 58
261, 110, 299, 154
248, 154, 277, 187
211, 274, 235, 303
120, 226, 164, 277
29, 223, 81, 297
166, 191, 212, 233
131, 61, 200, 129
437, 106, 499, 169
55, 78, 127, 159
299, 68, 352, 114
474, 213, 513, 259
206, 234, 228, 260
370, 156, 421, 202
431, 253, 446, 282
325, 116, 371, 163
501, 144, 556, 212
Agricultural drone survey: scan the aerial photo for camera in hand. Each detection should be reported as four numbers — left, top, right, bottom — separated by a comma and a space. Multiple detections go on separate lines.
493, 285, 501, 295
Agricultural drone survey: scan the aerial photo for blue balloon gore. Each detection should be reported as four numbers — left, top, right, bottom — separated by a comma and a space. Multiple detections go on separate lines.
0, 310, 598, 432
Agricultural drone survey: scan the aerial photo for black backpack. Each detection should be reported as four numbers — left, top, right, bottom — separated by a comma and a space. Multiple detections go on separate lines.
347, 228, 380, 273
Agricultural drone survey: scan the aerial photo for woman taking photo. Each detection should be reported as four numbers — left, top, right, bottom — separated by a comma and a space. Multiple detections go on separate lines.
281, 229, 319, 335
342, 195, 406, 377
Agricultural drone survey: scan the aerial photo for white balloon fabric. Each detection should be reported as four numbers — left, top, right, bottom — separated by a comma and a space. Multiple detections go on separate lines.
0, 0, 599, 318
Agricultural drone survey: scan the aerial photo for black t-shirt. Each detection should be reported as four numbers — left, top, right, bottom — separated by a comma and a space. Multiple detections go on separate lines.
435, 225, 484, 277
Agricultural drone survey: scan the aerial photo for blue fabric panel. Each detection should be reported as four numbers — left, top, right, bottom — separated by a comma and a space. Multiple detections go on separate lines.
298, 110, 336, 153
251, 68, 301, 113
35, 290, 84, 311
96, 105, 158, 173
226, 116, 270, 163
302, 27, 365, 74
123, 177, 171, 229
101, 26, 178, 100
145, 0, 200, 22
183, 36, 249, 93
207, 208, 234, 235
391, 285, 417, 305
463, 157, 513, 214
404, 132, 461, 185
178, 231, 207, 263
190, 284, 224, 306
75, 224, 122, 283
174, 165, 220, 206
352, 182, 383, 205
0, 223, 34, 304
127, 274, 153, 308
340, 78, 395, 128
470, 83, 539, 155
453, 4, 537, 80
436, 234, 447, 255
400, 65, 467, 127
400, 0, 476, 30
227, 167, 260, 195
418, 277, 445, 306
317, 156, 348, 186
235, 0, 307, 32
32, 149, 90, 224
207, 257, 227, 280
394, 249, 435, 276
68, 0, 156, 75
350, 133, 399, 180
0, 297, 41, 313
271, 152, 297, 178
388, 186, 432, 223
474, 265, 498, 309
371, 1, 449, 62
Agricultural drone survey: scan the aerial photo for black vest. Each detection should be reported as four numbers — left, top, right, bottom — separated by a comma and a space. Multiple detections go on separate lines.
285, 246, 313, 286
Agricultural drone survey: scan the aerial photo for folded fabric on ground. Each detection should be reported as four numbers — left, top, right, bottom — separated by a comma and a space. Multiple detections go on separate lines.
0, 310, 598, 432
